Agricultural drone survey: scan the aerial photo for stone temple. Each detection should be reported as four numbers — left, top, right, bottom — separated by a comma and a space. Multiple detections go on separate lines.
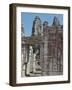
21, 16, 63, 77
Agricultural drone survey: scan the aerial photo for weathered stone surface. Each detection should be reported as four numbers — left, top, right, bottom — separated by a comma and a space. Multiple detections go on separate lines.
21, 16, 63, 77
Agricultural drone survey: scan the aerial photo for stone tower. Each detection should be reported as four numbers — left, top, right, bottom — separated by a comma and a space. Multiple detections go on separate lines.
32, 16, 42, 55
52, 16, 60, 26
32, 16, 43, 36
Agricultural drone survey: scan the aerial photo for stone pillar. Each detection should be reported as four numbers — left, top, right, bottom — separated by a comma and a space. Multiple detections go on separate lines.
40, 43, 44, 75
29, 46, 33, 73
26, 46, 33, 75
33, 54, 36, 73
43, 36, 48, 76
21, 44, 27, 77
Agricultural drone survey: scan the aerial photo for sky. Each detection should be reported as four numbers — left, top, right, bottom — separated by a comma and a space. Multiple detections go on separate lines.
21, 12, 63, 36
